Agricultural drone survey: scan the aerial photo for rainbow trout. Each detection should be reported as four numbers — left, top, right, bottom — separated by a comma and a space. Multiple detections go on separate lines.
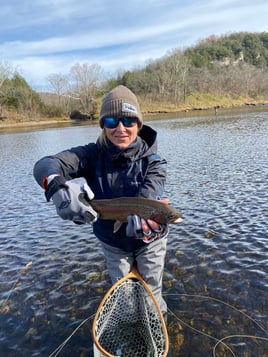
89, 197, 182, 224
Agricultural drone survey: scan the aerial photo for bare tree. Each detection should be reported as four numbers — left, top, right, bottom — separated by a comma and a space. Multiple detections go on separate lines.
0, 61, 12, 87
69, 62, 102, 115
165, 50, 190, 106
0, 61, 13, 117
47, 73, 69, 106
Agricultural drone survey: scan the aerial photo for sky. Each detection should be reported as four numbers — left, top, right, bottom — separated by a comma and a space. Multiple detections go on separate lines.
1, 0, 268, 91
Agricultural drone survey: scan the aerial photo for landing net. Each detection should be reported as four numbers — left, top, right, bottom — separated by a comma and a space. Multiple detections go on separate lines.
92, 268, 169, 357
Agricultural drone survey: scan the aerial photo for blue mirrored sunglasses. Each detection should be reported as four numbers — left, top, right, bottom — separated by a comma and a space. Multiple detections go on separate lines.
103, 116, 138, 129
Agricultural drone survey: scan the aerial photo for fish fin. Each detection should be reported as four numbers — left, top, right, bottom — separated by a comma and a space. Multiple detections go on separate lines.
159, 198, 169, 204
113, 220, 123, 233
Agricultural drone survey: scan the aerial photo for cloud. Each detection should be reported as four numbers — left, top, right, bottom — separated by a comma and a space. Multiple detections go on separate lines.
1, 0, 268, 89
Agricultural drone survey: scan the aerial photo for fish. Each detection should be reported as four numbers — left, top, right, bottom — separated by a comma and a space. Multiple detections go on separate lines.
88, 197, 183, 224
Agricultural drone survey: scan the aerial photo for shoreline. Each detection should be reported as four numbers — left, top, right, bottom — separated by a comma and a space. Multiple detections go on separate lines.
1, 102, 268, 132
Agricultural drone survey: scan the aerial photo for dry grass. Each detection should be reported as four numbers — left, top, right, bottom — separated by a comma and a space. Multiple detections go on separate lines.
140, 93, 268, 114
1, 94, 268, 129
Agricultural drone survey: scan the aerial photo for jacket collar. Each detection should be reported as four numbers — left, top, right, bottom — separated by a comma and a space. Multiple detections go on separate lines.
138, 125, 157, 148
97, 125, 157, 161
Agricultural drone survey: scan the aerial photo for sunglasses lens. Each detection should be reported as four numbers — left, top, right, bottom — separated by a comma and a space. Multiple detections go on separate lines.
103, 117, 138, 128
103, 117, 119, 128
121, 117, 138, 127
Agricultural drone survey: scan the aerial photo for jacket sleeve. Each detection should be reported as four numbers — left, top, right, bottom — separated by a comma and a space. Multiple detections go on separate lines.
138, 154, 167, 200
33, 143, 97, 187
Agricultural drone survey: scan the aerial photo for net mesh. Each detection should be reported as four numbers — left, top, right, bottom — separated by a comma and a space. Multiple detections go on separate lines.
93, 277, 168, 357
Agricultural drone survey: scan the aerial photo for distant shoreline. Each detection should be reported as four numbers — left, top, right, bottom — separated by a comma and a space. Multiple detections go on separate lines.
1, 102, 268, 132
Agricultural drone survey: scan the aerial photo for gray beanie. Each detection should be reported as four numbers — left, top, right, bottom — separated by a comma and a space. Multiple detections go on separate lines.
99, 85, 143, 128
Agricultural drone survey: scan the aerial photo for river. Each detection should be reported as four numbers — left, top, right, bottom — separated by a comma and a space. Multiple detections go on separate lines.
0, 110, 267, 356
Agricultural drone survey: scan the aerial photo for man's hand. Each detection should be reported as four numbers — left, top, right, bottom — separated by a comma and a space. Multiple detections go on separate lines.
126, 215, 168, 243
51, 181, 98, 224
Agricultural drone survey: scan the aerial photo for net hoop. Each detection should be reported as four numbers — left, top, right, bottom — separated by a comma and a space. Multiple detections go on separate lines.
92, 266, 169, 357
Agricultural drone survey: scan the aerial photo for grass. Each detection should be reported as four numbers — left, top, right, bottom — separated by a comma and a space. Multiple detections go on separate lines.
1, 94, 268, 128
141, 93, 268, 114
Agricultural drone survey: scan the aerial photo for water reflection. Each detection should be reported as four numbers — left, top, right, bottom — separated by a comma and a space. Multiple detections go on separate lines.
0, 112, 267, 356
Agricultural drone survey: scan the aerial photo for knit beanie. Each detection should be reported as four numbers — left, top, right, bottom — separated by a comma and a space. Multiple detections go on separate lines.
99, 85, 143, 128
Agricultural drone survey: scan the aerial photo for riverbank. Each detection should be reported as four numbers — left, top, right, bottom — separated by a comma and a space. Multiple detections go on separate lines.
140, 94, 268, 118
1, 97, 268, 131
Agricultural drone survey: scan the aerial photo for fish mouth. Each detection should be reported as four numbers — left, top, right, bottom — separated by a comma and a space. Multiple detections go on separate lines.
173, 217, 183, 223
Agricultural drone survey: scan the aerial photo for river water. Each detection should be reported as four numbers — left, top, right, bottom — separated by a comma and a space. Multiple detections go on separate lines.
0, 111, 267, 357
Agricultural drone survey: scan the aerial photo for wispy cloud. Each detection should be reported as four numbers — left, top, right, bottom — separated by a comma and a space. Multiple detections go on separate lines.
1, 0, 267, 89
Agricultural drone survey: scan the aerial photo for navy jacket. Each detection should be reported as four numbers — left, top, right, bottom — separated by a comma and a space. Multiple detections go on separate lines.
33, 125, 167, 251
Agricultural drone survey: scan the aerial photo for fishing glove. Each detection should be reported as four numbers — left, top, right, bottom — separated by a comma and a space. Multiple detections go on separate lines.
126, 215, 168, 243
45, 176, 98, 224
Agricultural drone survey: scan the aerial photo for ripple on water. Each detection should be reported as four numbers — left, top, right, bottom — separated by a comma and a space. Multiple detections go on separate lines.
1, 114, 267, 356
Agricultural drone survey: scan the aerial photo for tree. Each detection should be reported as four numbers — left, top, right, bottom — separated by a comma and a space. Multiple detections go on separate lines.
69, 62, 102, 116
47, 73, 69, 106
164, 50, 190, 105
0, 61, 13, 117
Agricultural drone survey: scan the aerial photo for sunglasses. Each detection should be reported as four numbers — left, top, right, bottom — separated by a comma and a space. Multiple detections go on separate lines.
103, 117, 138, 129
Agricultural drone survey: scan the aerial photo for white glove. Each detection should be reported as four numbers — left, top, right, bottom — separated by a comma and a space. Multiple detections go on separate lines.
52, 182, 98, 224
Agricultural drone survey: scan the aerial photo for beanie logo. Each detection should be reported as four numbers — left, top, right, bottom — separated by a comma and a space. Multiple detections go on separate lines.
122, 102, 138, 114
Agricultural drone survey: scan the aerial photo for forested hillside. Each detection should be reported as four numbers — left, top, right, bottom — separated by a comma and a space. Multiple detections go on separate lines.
186, 32, 268, 67
1, 32, 268, 124
110, 32, 268, 110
